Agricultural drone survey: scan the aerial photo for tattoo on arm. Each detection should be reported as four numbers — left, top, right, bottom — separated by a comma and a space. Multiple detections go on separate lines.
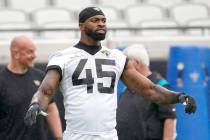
150, 85, 180, 104
122, 60, 180, 105
35, 69, 60, 109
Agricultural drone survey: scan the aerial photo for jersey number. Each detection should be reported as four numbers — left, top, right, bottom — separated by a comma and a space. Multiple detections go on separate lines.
72, 59, 116, 94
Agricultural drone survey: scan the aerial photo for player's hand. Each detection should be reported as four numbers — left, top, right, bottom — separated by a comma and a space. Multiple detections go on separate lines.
24, 102, 48, 126
178, 93, 196, 114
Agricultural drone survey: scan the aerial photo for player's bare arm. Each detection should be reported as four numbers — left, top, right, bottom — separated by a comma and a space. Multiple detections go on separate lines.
121, 60, 196, 113
33, 69, 61, 109
24, 69, 61, 125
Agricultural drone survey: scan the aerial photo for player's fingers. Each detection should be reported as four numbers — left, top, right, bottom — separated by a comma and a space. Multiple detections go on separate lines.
185, 103, 196, 114
24, 111, 32, 125
189, 98, 196, 113
190, 104, 196, 113
31, 110, 37, 125
185, 97, 196, 114
24, 110, 36, 126
185, 105, 191, 114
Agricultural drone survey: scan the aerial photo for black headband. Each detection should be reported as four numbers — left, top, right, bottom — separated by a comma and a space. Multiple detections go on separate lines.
79, 7, 105, 23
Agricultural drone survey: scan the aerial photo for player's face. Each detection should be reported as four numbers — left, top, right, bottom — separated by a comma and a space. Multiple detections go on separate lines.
17, 43, 36, 68
84, 15, 107, 41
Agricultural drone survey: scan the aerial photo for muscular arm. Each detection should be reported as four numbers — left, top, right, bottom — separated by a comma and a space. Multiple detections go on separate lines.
32, 69, 61, 110
121, 60, 180, 104
24, 69, 63, 128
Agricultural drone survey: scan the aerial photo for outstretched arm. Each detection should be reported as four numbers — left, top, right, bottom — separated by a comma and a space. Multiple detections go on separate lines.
121, 60, 196, 113
122, 60, 180, 104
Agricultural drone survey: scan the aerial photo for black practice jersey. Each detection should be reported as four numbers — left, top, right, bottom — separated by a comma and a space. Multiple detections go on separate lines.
117, 72, 176, 140
0, 67, 48, 140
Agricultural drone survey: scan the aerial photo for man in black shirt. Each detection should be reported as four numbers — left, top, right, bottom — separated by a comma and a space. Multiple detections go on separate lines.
0, 36, 62, 140
117, 44, 176, 140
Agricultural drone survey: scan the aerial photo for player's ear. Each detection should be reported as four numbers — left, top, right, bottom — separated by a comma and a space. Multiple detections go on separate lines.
79, 23, 85, 30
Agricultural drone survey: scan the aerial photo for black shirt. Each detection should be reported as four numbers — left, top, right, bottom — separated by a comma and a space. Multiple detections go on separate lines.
0, 67, 48, 140
116, 72, 176, 140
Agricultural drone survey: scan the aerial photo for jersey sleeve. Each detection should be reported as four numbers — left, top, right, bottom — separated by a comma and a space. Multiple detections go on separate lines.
46, 52, 66, 80
112, 49, 127, 76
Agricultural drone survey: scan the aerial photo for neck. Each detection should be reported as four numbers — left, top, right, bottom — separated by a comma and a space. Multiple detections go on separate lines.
7, 62, 28, 74
80, 35, 101, 46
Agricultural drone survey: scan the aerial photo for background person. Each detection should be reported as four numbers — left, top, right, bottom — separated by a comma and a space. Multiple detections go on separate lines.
0, 36, 62, 140
117, 44, 176, 140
